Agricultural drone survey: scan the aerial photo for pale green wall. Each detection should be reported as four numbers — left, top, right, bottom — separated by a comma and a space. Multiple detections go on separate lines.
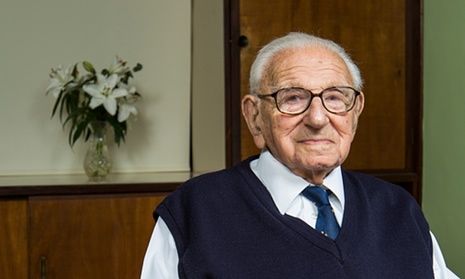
423, 0, 465, 277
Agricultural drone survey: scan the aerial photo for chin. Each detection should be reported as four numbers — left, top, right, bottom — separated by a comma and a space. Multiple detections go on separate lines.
297, 152, 339, 165
296, 159, 338, 172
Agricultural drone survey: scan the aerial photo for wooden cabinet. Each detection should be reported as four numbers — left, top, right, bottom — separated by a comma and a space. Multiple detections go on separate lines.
0, 199, 28, 279
29, 194, 165, 279
0, 174, 184, 279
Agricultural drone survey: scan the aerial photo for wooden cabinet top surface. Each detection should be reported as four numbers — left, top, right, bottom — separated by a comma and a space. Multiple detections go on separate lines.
0, 172, 190, 197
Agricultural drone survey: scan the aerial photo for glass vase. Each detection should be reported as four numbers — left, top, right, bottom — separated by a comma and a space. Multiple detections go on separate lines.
83, 121, 112, 180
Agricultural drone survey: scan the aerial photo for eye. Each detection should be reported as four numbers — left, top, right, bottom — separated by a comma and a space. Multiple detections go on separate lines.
325, 94, 342, 102
283, 93, 304, 104
324, 91, 342, 100
321, 88, 357, 113
277, 88, 309, 105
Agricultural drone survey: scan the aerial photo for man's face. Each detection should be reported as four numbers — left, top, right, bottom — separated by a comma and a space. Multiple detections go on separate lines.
243, 46, 364, 183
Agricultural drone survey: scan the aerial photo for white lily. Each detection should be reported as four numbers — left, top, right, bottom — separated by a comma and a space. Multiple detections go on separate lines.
46, 64, 75, 98
117, 82, 137, 95
108, 56, 130, 75
117, 83, 139, 122
83, 74, 128, 115
118, 103, 138, 122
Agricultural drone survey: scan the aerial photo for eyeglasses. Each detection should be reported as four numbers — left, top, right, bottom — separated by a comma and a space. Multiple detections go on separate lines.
256, 86, 361, 115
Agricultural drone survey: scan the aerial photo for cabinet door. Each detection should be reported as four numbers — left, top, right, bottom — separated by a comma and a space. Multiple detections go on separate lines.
0, 199, 28, 279
29, 194, 166, 279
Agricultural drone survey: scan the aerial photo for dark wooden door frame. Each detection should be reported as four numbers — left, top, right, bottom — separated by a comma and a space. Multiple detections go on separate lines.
223, 0, 423, 202
224, 0, 241, 167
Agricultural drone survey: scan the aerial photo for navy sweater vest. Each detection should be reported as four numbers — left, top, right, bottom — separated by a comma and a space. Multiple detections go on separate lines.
156, 158, 433, 278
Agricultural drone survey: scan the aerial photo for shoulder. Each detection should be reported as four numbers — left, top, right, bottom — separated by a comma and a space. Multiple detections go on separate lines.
343, 169, 432, 247
343, 169, 430, 232
342, 170, 419, 208
160, 157, 258, 209
182, 160, 253, 193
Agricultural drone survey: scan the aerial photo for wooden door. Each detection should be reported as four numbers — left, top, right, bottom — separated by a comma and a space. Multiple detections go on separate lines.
225, 0, 422, 199
29, 194, 165, 279
0, 199, 28, 279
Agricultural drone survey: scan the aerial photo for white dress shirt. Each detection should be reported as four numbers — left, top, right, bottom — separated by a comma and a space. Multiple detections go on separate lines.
141, 150, 459, 279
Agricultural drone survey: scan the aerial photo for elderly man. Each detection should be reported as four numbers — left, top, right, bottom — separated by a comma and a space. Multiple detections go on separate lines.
141, 33, 457, 278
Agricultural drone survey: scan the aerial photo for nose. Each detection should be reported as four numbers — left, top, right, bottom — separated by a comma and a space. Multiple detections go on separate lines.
302, 97, 329, 128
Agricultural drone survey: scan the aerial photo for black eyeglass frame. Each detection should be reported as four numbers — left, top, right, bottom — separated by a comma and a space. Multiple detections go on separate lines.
255, 86, 361, 115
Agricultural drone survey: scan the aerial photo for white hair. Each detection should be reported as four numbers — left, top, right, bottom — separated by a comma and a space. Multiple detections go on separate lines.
249, 32, 363, 93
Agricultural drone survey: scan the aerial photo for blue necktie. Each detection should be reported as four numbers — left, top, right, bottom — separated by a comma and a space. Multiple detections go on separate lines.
302, 186, 340, 240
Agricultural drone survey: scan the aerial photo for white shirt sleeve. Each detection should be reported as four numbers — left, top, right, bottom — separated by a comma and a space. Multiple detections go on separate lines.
140, 217, 179, 279
430, 232, 460, 279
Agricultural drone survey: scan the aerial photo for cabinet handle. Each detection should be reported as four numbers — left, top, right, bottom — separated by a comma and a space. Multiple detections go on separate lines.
40, 256, 47, 279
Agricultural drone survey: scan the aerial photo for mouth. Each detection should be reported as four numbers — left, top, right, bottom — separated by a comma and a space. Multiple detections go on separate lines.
297, 138, 334, 145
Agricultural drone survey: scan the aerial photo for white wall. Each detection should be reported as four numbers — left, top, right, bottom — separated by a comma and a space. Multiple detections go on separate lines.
0, 0, 191, 175
191, 0, 226, 172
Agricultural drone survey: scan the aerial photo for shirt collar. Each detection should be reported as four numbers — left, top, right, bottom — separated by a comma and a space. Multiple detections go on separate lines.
250, 150, 345, 215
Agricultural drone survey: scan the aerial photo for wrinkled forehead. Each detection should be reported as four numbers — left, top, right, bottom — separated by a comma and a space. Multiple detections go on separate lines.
261, 46, 353, 90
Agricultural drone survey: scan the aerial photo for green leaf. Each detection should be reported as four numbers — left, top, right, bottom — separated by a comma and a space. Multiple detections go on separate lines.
81, 76, 96, 85
59, 93, 69, 121
66, 90, 80, 115
51, 90, 64, 118
68, 126, 74, 146
107, 117, 126, 146
63, 107, 85, 128
67, 118, 78, 146
83, 61, 96, 74
70, 117, 91, 146
72, 63, 79, 79
85, 127, 91, 141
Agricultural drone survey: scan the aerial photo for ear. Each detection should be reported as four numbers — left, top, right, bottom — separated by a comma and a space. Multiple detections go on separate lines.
351, 91, 365, 133
241, 95, 266, 149
355, 91, 365, 117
